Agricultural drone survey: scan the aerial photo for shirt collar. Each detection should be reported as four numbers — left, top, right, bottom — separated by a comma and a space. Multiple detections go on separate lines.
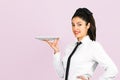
76, 35, 92, 45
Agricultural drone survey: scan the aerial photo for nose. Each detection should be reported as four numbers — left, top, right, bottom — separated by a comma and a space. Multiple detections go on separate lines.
73, 25, 79, 30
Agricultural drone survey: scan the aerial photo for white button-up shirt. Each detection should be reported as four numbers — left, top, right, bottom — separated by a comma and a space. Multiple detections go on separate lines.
53, 36, 118, 80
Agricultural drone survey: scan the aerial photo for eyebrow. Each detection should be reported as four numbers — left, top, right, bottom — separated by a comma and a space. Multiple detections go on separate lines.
77, 22, 82, 24
72, 22, 82, 24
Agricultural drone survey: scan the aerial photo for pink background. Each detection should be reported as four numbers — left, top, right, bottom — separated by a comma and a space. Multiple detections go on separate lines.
0, 0, 119, 80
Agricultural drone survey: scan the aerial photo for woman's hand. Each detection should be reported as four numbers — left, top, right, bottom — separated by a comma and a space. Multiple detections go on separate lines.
77, 76, 89, 80
43, 38, 60, 54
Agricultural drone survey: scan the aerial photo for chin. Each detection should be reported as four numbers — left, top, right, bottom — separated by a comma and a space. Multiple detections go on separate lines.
74, 35, 82, 40
74, 34, 81, 38
75, 36, 80, 38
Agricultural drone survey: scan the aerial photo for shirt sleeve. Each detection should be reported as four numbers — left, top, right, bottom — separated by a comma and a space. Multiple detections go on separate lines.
53, 52, 65, 79
93, 42, 118, 80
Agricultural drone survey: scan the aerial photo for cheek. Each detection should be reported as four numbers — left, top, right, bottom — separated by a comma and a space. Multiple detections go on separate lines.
81, 28, 88, 34
72, 27, 74, 31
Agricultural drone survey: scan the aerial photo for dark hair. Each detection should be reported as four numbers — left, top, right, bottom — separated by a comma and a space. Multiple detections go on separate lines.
72, 8, 96, 41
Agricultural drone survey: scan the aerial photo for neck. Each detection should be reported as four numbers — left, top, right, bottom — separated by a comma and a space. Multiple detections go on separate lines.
77, 38, 82, 42
77, 35, 88, 42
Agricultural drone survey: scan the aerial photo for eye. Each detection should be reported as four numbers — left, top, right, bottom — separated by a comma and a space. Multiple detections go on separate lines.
72, 23, 75, 27
77, 23, 82, 26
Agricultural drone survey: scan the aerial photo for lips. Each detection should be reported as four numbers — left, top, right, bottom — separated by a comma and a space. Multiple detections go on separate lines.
74, 30, 80, 35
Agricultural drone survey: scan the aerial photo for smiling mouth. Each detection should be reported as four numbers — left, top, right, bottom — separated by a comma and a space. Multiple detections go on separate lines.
74, 31, 80, 35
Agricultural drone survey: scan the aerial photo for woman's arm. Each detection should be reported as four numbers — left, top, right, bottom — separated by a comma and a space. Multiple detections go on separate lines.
53, 52, 65, 79
93, 42, 118, 80
44, 39, 65, 79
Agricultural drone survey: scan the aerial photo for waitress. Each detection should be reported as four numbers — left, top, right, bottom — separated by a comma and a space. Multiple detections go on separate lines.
44, 8, 118, 80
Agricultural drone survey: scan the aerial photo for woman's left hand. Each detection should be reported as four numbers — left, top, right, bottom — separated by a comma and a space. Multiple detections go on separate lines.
77, 76, 89, 80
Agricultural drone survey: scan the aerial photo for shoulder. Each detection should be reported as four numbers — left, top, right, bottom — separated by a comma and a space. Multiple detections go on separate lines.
91, 41, 107, 55
88, 41, 106, 54
91, 41, 103, 48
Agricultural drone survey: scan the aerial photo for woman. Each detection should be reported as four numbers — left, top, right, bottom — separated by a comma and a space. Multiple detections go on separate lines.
44, 8, 118, 80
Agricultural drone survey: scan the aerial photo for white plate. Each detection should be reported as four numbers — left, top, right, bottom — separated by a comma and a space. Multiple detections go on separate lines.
35, 36, 59, 41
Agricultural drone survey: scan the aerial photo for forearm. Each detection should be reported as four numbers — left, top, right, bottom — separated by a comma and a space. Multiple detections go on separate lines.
53, 52, 65, 79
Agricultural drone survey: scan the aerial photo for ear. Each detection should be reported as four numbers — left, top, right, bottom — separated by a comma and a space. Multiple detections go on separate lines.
87, 23, 90, 29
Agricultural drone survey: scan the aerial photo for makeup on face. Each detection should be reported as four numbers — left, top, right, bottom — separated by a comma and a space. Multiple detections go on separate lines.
72, 17, 89, 40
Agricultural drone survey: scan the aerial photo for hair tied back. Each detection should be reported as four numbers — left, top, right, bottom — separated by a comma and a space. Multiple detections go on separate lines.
82, 8, 93, 15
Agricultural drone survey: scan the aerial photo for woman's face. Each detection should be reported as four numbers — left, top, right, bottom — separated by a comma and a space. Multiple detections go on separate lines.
72, 17, 90, 41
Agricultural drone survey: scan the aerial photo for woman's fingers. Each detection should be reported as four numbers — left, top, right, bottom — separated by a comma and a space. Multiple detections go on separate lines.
43, 40, 51, 45
54, 38, 59, 44
43, 39, 60, 52
77, 76, 89, 80
44, 38, 59, 46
